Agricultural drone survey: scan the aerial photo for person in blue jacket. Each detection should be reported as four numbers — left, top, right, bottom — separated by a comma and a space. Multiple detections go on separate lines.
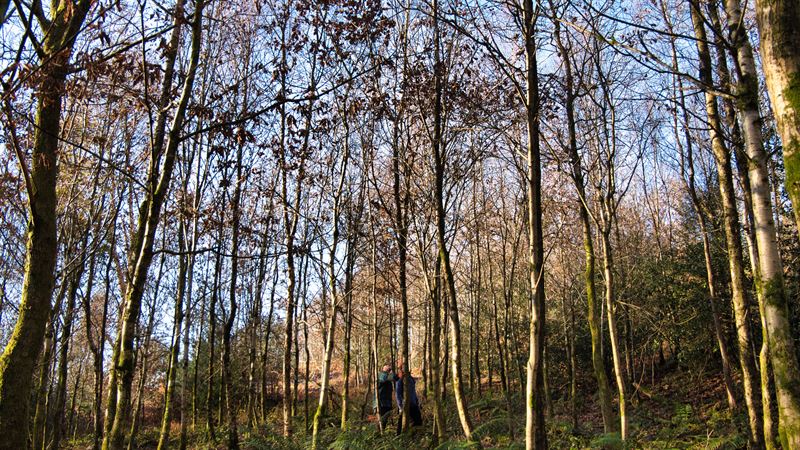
394, 368, 423, 434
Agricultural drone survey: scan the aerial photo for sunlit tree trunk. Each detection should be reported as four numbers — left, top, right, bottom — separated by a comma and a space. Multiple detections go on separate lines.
688, 5, 763, 448
126, 253, 163, 450
599, 220, 628, 440
432, 0, 473, 440
157, 219, 188, 450
755, 0, 800, 234
729, 1, 800, 447
431, 255, 446, 441
522, 0, 546, 445
341, 243, 356, 428
552, 11, 615, 433
104, 1, 204, 447
0, 3, 94, 447
310, 125, 350, 448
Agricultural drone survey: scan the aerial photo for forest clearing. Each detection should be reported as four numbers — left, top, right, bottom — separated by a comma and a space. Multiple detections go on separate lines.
1, 0, 799, 448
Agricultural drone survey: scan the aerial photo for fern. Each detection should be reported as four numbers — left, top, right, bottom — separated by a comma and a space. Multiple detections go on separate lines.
590, 432, 624, 450
671, 404, 693, 426
470, 417, 510, 439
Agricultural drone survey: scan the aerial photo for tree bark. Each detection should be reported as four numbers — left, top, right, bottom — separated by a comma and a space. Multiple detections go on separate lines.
157, 219, 189, 450
522, 0, 547, 446
221, 96, 246, 450
104, 1, 203, 447
688, 5, 763, 448
0, 3, 93, 447
552, 12, 616, 433
729, 1, 800, 447
755, 0, 800, 234
311, 104, 351, 448
433, 0, 473, 439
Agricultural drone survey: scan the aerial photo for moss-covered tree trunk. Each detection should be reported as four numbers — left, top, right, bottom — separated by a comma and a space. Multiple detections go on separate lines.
688, 4, 764, 447
716, 0, 790, 446
0, 2, 93, 447
125, 267, 160, 450
310, 124, 350, 449
103, 1, 203, 447
340, 250, 356, 428
552, 11, 616, 433
522, 0, 546, 446
432, 0, 473, 440
752, 0, 800, 447
756, 0, 800, 233
157, 220, 188, 450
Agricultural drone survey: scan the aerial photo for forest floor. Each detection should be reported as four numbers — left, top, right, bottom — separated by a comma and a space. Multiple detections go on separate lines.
66, 363, 751, 449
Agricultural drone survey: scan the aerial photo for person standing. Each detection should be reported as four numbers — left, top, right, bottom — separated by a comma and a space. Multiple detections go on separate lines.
395, 369, 422, 434
377, 364, 397, 430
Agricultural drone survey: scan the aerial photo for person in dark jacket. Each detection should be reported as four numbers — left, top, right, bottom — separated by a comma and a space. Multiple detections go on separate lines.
394, 369, 422, 434
377, 364, 397, 430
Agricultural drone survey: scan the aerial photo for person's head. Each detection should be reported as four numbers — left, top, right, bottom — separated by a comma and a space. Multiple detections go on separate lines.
382, 364, 391, 373
397, 369, 405, 379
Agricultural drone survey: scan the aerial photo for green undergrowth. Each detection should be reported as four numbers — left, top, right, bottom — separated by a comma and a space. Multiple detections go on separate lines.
68, 368, 749, 449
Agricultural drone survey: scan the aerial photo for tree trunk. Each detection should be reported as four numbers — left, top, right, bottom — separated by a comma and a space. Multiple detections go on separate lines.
552, 12, 615, 432
600, 227, 628, 440
731, 1, 800, 447
341, 223, 358, 429
433, 0, 473, 439
755, 0, 800, 234
179, 180, 201, 450
688, 4, 764, 448
261, 265, 278, 421
489, 262, 508, 394
221, 103, 245, 450
522, 0, 546, 446
0, 4, 93, 447
310, 124, 350, 448
472, 192, 482, 396
207, 211, 223, 442
49, 267, 83, 450
32, 282, 66, 450
104, 1, 203, 447
157, 219, 189, 450
431, 256, 446, 442
87, 205, 116, 450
